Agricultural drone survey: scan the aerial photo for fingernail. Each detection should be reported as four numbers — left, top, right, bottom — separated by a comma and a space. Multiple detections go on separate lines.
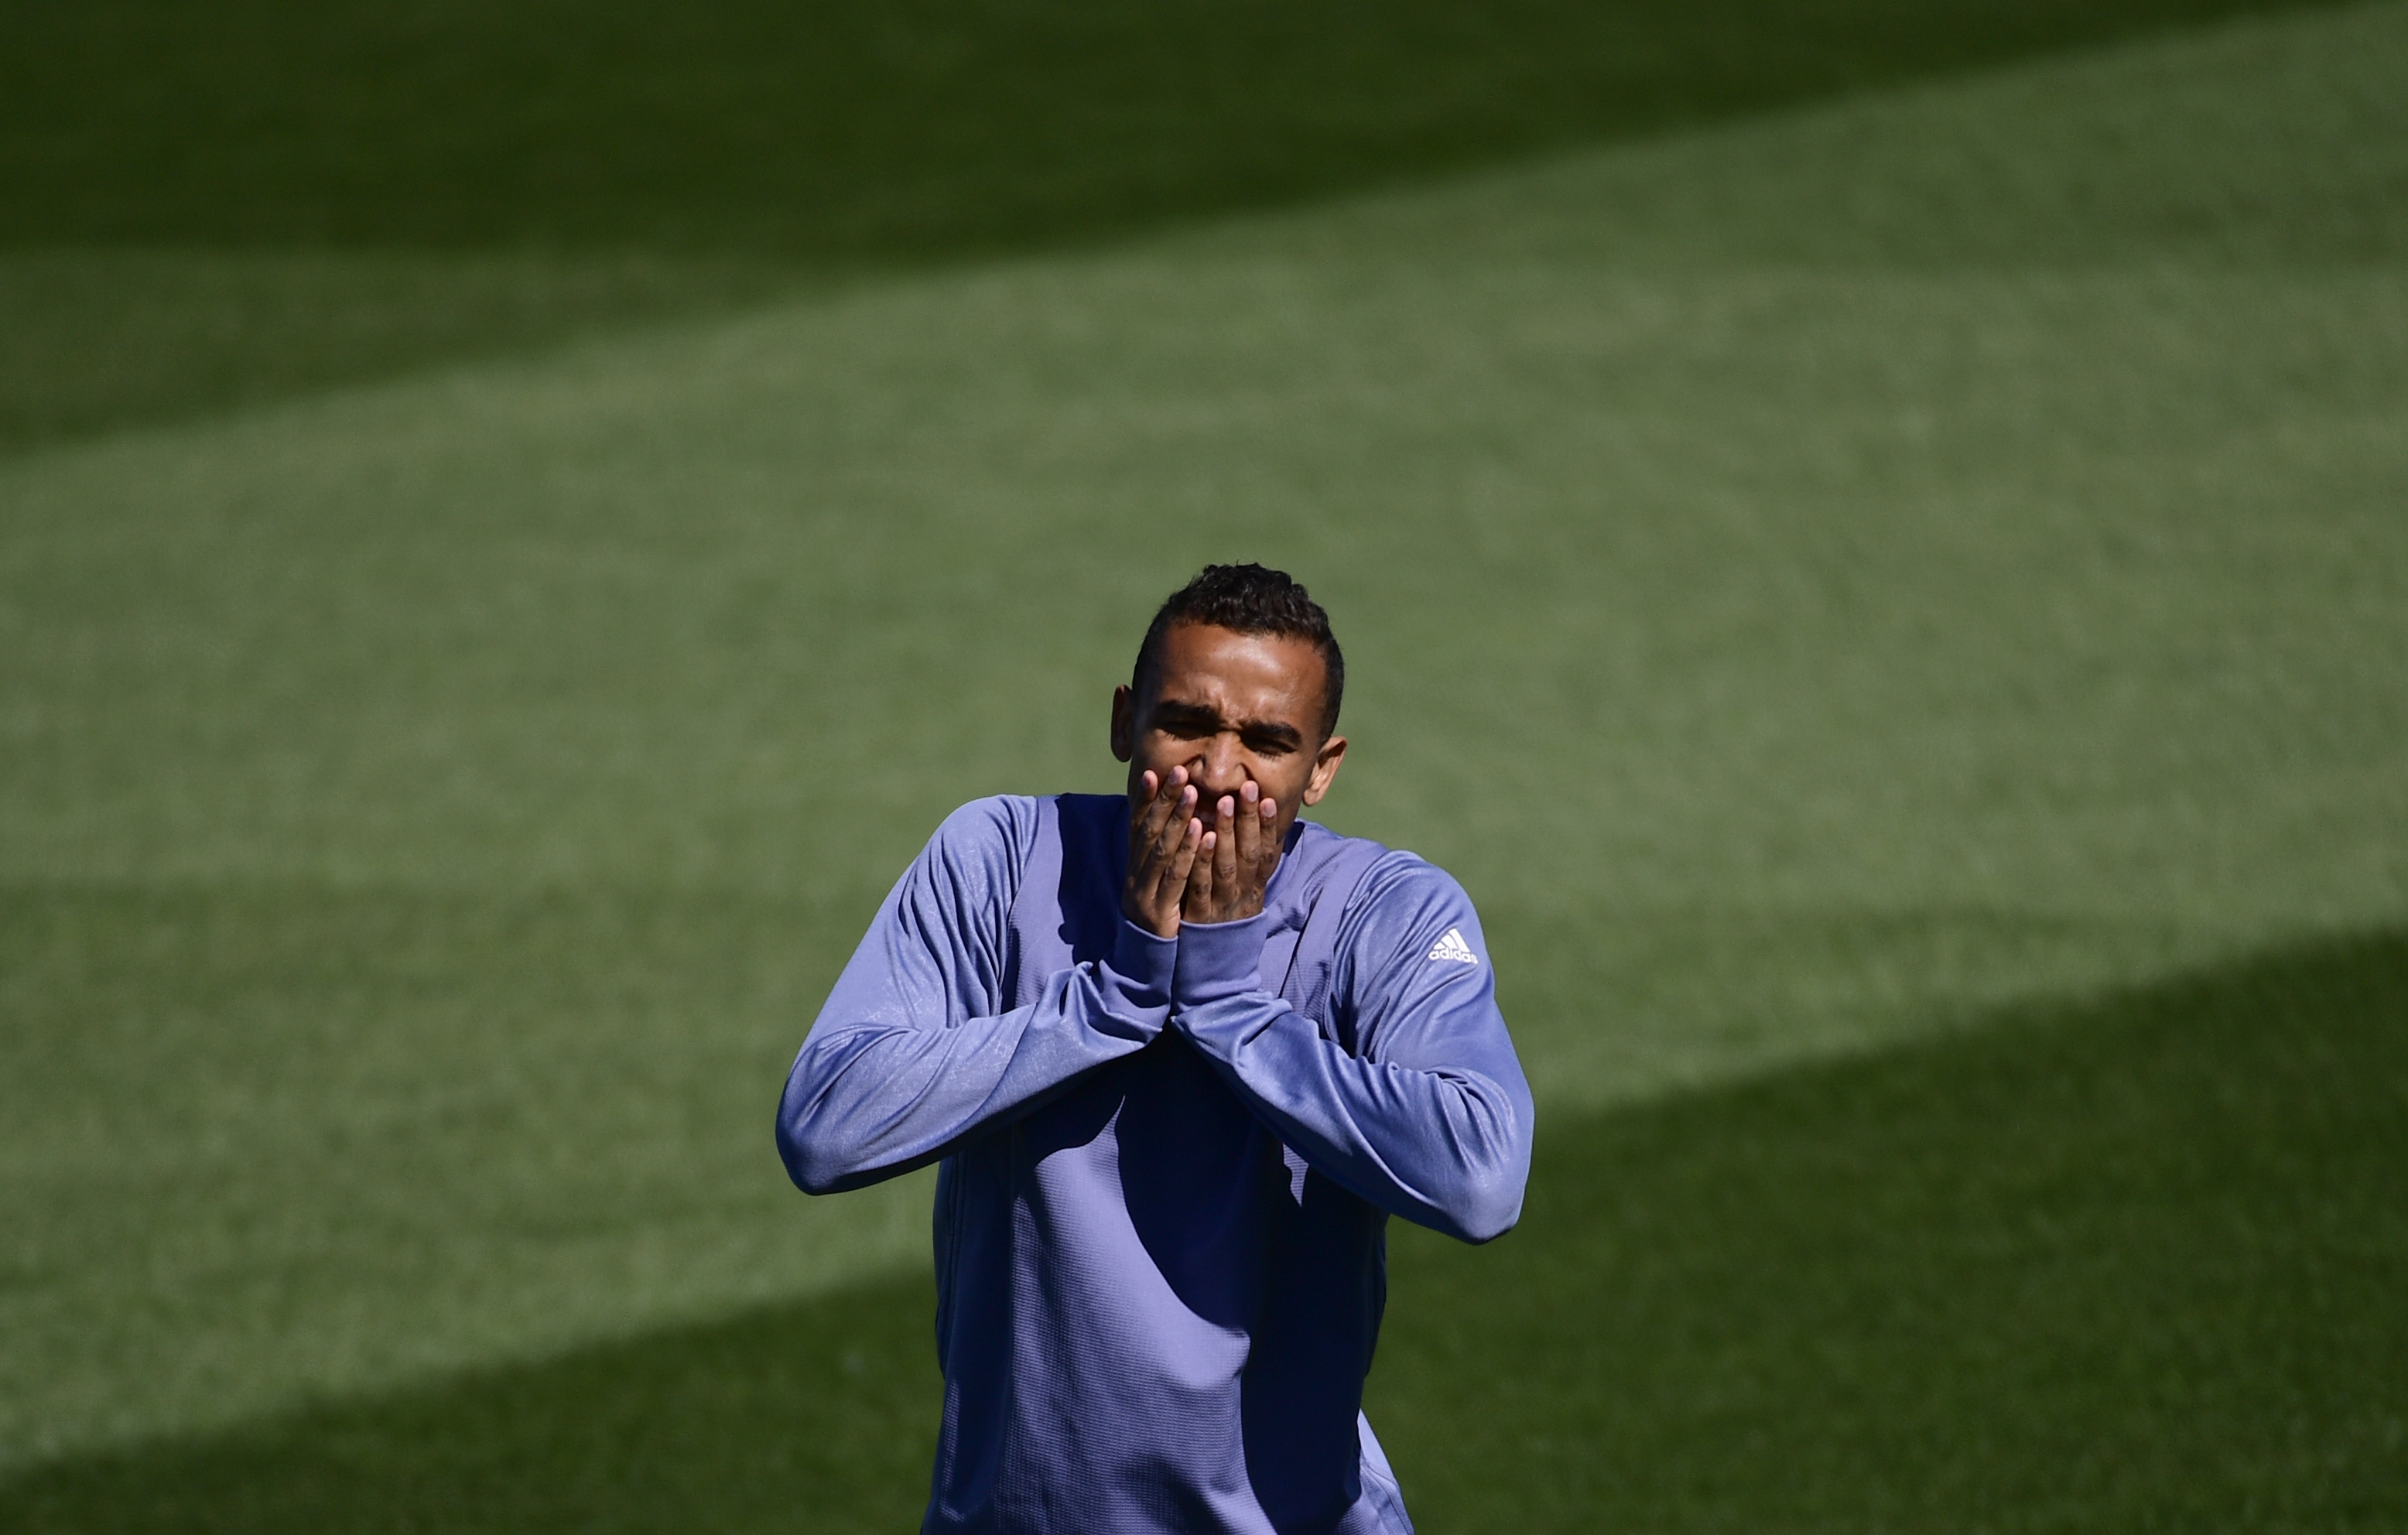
1241, 781, 1258, 803
1219, 797, 1236, 819
1261, 799, 1276, 818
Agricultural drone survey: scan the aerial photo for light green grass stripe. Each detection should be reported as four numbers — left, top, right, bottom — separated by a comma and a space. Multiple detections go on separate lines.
6, 1, 2406, 1470
5, 926, 2400, 1532
8, 263, 2399, 912
1260, 0, 2408, 270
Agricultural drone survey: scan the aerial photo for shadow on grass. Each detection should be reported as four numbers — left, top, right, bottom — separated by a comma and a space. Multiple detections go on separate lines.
9, 927, 2404, 1532
3, 1275, 944, 1535
5, 0, 2334, 258
0, 251, 806, 456
0, 0, 2346, 452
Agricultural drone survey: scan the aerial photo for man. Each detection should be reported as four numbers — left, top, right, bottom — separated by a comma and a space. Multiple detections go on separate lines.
778, 564, 1533, 1534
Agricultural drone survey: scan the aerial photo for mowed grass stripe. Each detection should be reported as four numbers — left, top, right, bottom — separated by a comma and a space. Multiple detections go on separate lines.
6, 255, 2397, 1455
7, 268, 2399, 905
7, 929, 2400, 1533
3, 0, 2337, 257
5, 0, 2396, 455
1377, 928, 2408, 1532
0, 881, 936, 1467
5, 1, 2406, 1466
0, 251, 803, 458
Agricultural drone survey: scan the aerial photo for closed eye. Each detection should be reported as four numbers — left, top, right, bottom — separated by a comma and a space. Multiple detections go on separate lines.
1151, 705, 1220, 740
1149, 704, 1303, 755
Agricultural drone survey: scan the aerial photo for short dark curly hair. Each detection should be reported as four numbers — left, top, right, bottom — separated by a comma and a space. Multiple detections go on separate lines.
1130, 563, 1345, 737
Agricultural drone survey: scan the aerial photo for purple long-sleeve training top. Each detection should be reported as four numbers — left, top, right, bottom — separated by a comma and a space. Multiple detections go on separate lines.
777, 794, 1534, 1535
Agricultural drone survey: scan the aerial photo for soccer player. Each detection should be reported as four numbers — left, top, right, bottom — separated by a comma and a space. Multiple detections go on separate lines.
777, 564, 1534, 1534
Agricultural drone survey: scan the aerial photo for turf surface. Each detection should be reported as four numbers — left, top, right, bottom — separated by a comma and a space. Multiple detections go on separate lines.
0, 251, 800, 454
5, 0, 2406, 1520
1378, 928, 2408, 1532
0, 0, 2342, 450
3, 0, 2324, 256
7, 928, 2400, 1530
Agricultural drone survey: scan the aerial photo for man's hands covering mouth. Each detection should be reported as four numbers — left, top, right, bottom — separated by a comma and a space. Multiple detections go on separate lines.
1122, 766, 1281, 939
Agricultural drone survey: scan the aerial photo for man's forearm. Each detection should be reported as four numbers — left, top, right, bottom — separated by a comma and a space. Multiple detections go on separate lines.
777, 923, 1175, 1193
1166, 915, 1533, 1242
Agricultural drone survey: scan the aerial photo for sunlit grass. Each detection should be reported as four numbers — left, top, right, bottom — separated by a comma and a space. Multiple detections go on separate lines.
9, 930, 2400, 1530
3, 0, 2403, 1496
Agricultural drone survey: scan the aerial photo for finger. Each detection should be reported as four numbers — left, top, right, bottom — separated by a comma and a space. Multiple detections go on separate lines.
1186, 826, 1217, 912
1211, 794, 1240, 891
1153, 781, 1199, 879
1158, 798, 1204, 904
1233, 780, 1263, 870
1135, 765, 1181, 844
1127, 774, 1154, 855
1124, 774, 1189, 934
1165, 814, 1203, 896
1129, 769, 1166, 865
1225, 781, 1264, 901
1133, 771, 1185, 865
1130, 771, 1177, 883
1256, 795, 1280, 880
1145, 772, 1191, 850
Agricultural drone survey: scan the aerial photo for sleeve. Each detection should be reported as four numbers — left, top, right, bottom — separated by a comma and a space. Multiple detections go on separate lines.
776, 797, 1178, 1195
1168, 854, 1534, 1243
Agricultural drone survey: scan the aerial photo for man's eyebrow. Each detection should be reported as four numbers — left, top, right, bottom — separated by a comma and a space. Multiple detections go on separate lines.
1242, 720, 1306, 749
1151, 699, 1304, 748
1148, 699, 1221, 727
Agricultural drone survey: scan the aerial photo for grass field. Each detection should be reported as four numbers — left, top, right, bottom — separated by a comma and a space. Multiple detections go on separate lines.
0, 0, 2340, 450
9, 931, 2403, 1531
4, 0, 2405, 1526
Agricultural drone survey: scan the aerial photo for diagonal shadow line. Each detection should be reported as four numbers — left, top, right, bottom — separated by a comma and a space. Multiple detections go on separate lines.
0, 0, 2367, 454
5, 923, 2403, 1533
0, 0, 2358, 258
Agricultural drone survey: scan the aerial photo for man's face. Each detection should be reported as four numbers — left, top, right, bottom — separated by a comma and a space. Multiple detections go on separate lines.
1111, 621, 1348, 845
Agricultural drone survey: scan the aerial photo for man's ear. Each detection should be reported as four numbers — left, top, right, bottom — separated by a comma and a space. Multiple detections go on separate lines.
1110, 685, 1135, 763
1299, 734, 1347, 806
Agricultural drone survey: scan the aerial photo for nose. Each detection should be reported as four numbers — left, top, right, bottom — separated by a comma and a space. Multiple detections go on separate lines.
1189, 733, 1250, 799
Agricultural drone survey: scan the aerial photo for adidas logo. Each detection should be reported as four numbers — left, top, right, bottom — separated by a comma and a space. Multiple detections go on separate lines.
1428, 928, 1479, 966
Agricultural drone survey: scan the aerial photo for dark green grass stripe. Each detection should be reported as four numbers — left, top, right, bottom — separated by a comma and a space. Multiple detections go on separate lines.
2, 1276, 946, 1535
9, 929, 2403, 1532
0, 252, 802, 456
0, 0, 2372, 454
1380, 926, 2408, 1531
2, 0, 2346, 256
